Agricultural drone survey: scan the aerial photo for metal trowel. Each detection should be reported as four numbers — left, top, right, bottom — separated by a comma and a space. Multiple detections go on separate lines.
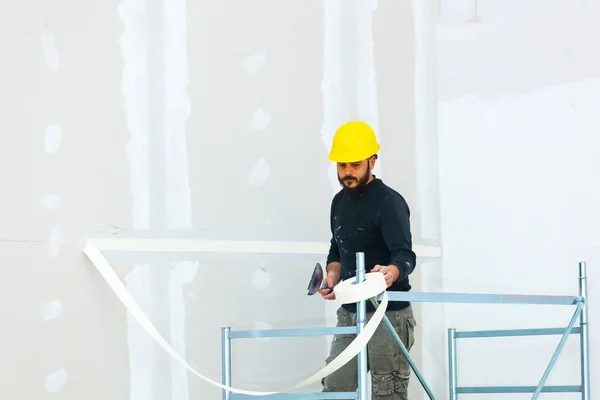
306, 262, 333, 295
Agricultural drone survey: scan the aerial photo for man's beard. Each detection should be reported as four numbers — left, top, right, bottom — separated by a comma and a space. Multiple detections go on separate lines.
338, 169, 371, 194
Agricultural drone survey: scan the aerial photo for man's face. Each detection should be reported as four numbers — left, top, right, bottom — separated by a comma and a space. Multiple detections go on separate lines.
336, 158, 373, 193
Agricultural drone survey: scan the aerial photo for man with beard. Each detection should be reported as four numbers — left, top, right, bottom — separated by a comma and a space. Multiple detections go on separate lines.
319, 121, 417, 399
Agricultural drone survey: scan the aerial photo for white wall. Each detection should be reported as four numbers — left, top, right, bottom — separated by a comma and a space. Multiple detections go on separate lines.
1, 0, 597, 399
436, 0, 600, 398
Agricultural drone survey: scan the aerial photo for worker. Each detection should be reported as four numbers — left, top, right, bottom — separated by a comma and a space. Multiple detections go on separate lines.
320, 121, 417, 399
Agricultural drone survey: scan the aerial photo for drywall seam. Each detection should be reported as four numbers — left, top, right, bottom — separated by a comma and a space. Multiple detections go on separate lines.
413, 0, 441, 244
411, 3, 447, 397
413, 3, 446, 397
357, 0, 382, 179
146, 0, 174, 396
164, 0, 196, 398
320, 0, 343, 195
118, 0, 153, 398
85, 237, 442, 258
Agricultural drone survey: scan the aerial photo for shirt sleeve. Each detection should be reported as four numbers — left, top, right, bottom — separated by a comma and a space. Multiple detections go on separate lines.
326, 237, 341, 266
326, 194, 341, 266
378, 194, 417, 281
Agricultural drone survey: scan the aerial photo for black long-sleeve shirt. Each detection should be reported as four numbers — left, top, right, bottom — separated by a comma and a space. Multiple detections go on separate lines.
326, 177, 416, 312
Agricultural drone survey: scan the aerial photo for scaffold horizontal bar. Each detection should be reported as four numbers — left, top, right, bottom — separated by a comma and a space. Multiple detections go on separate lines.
228, 326, 358, 339
231, 393, 357, 399
456, 385, 581, 394
455, 327, 582, 338
383, 291, 583, 305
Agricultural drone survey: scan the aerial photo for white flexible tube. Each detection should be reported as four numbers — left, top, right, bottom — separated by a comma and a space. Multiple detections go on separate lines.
83, 241, 388, 396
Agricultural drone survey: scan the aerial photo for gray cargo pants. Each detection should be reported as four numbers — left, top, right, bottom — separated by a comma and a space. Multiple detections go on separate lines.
322, 304, 417, 399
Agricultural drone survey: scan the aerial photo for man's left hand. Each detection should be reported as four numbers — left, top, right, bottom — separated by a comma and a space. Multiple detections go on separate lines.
372, 264, 400, 288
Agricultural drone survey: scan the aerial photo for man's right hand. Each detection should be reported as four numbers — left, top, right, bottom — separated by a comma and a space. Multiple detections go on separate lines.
319, 275, 338, 300
319, 262, 341, 300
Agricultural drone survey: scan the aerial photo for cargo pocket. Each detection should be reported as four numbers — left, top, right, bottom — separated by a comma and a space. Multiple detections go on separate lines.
405, 315, 417, 351
369, 352, 399, 396
394, 370, 410, 398
394, 309, 417, 351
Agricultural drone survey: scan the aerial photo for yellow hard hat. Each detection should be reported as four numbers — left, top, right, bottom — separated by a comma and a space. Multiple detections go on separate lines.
328, 121, 380, 162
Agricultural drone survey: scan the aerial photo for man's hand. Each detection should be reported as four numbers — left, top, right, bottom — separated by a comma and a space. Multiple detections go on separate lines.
319, 262, 341, 300
372, 264, 400, 288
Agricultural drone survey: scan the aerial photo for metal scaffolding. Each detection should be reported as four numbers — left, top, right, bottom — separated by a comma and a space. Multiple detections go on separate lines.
221, 256, 590, 400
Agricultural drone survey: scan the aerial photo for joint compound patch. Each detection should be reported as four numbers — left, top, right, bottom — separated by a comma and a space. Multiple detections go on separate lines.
243, 52, 266, 74
252, 268, 271, 290
250, 108, 271, 131
47, 226, 63, 257
42, 301, 63, 321
45, 368, 68, 393
41, 194, 62, 210
41, 33, 60, 71
44, 124, 62, 154
247, 158, 271, 187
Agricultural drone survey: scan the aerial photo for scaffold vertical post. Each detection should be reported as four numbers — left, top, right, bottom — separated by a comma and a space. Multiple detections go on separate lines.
356, 252, 369, 400
579, 262, 590, 400
221, 326, 232, 400
448, 328, 458, 400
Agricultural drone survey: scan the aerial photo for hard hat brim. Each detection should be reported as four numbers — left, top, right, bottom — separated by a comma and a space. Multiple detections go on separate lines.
328, 144, 380, 163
